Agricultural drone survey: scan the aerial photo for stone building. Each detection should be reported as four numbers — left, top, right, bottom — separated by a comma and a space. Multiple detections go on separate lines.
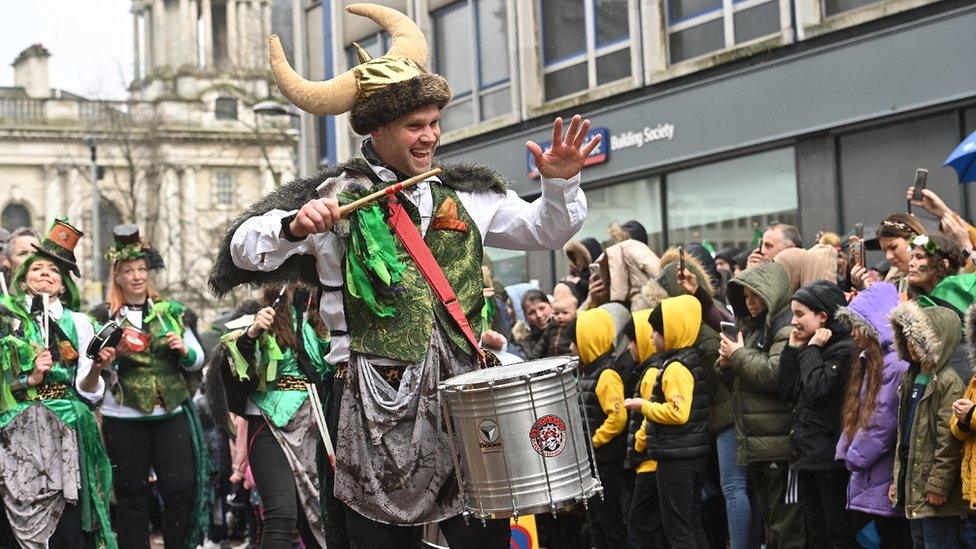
0, 0, 297, 314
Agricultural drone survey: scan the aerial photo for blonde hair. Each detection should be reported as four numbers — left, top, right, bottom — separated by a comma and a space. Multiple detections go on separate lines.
108, 257, 160, 316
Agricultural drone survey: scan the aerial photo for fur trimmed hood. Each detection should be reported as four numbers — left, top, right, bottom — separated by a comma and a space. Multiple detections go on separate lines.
563, 240, 592, 270
889, 301, 962, 372
657, 247, 716, 297
835, 282, 899, 349
208, 158, 508, 296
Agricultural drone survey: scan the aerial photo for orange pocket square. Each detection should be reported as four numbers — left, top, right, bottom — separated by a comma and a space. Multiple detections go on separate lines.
430, 197, 469, 233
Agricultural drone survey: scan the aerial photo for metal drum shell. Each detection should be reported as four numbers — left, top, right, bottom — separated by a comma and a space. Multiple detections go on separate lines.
440, 357, 600, 519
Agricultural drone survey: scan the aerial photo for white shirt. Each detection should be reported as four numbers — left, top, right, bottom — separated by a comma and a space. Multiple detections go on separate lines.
230, 162, 587, 365
22, 296, 105, 403
100, 301, 206, 419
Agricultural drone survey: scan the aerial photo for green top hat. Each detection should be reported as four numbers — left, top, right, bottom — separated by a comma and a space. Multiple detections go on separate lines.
105, 224, 165, 270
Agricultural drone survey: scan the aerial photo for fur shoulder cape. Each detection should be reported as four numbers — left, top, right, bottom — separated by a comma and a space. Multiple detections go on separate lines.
208, 158, 509, 297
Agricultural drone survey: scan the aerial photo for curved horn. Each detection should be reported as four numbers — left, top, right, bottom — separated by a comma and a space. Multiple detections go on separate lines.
346, 3, 428, 67
268, 34, 358, 116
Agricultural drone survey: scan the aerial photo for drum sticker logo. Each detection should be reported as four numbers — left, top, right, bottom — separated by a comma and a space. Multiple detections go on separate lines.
529, 414, 567, 458
478, 419, 502, 453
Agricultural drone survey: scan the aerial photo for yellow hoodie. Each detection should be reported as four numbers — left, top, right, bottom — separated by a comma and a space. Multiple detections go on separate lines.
634, 295, 701, 467
576, 308, 627, 449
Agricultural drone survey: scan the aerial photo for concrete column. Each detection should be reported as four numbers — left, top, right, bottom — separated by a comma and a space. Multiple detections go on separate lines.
226, 0, 238, 67
153, 0, 167, 69
262, 0, 271, 40
144, 8, 155, 73
201, 0, 213, 68
134, 169, 150, 230
178, 0, 190, 67
796, 135, 840, 244
132, 11, 142, 81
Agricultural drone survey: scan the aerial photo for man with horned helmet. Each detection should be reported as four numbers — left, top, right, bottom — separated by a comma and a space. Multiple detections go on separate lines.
210, 4, 600, 547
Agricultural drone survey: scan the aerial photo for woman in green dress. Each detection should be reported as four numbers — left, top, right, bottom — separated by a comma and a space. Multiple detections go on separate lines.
0, 219, 116, 548
215, 285, 333, 548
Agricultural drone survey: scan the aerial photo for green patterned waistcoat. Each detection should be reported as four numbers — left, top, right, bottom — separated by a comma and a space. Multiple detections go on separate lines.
116, 303, 191, 414
344, 183, 485, 363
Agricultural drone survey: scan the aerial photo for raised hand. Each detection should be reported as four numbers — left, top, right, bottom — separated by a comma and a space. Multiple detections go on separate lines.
165, 332, 188, 357
289, 198, 341, 238
526, 115, 602, 180
247, 307, 277, 338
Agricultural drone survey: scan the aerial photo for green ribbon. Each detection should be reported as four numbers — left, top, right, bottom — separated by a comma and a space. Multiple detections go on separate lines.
145, 300, 186, 336
344, 203, 405, 318
480, 294, 495, 333
220, 330, 252, 381
260, 333, 285, 388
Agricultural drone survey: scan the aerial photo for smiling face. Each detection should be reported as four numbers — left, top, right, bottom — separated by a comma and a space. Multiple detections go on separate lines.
790, 300, 827, 342
24, 258, 63, 297
525, 299, 552, 331
370, 104, 441, 176
114, 258, 150, 300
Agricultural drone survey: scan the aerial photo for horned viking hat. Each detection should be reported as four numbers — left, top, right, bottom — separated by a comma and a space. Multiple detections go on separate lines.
268, 3, 452, 134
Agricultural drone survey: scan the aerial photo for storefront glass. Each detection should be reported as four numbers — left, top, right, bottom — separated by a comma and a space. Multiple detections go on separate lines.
666, 147, 797, 251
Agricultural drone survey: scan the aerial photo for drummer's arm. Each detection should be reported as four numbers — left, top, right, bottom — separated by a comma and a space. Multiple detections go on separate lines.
641, 363, 694, 425
592, 369, 627, 448
230, 209, 319, 271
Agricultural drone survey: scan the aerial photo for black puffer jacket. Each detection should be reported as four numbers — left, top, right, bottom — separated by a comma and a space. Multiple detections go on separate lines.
777, 280, 853, 470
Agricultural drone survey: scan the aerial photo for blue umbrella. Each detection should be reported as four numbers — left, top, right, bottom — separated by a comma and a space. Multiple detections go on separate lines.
945, 129, 976, 183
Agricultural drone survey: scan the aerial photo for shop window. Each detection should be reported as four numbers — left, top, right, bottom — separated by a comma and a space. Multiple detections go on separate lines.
823, 0, 884, 17
216, 172, 235, 206
553, 177, 663, 278
485, 248, 527, 287
433, 0, 512, 132
0, 203, 30, 232
666, 148, 797, 250
541, 0, 631, 101
215, 97, 238, 120
666, 0, 781, 64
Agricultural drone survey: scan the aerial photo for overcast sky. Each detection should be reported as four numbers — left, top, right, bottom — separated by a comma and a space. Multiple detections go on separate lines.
0, 0, 133, 99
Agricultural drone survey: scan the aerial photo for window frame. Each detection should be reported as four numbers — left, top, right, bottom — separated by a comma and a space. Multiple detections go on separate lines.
432, 0, 514, 131
538, 0, 635, 101
664, 0, 783, 64
214, 171, 235, 207
214, 96, 239, 121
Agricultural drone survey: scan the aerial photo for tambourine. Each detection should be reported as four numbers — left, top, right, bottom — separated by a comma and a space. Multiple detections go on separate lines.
121, 327, 150, 353
86, 320, 123, 360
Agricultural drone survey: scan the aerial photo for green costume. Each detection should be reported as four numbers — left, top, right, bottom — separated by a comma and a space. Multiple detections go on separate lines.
0, 264, 116, 548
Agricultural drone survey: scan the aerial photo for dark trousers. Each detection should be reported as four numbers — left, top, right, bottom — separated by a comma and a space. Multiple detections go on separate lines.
103, 413, 196, 549
588, 460, 626, 549
657, 457, 708, 549
49, 503, 95, 549
247, 415, 321, 549
909, 516, 961, 548
797, 469, 858, 548
628, 471, 665, 549
855, 512, 912, 549
749, 461, 804, 549
343, 504, 509, 549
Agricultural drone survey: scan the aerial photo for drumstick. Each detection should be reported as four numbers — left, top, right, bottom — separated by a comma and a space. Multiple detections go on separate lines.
307, 383, 337, 471
0, 273, 7, 296
270, 285, 287, 308
337, 168, 442, 218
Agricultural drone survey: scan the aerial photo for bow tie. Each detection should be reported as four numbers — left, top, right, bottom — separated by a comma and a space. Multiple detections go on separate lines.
29, 296, 45, 316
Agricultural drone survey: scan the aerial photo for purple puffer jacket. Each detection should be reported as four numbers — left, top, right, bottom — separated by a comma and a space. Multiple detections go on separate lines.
834, 283, 908, 517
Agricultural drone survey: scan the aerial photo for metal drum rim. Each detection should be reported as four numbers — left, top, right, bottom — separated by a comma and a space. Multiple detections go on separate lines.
440, 356, 577, 390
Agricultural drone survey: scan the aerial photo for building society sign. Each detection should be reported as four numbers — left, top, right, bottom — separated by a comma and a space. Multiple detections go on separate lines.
609, 123, 675, 151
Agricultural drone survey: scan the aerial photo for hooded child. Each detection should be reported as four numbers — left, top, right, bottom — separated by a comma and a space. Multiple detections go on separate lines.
624, 295, 709, 548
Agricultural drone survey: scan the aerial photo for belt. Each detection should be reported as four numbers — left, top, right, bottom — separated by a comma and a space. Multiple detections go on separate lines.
275, 375, 309, 391
16, 381, 71, 402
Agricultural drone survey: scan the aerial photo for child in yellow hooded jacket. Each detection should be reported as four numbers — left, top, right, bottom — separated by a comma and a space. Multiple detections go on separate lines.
624, 295, 709, 548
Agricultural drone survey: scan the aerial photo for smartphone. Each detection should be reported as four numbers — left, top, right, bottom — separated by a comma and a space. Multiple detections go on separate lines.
911, 169, 929, 201
851, 223, 865, 267
720, 321, 738, 340
589, 263, 601, 281
678, 246, 686, 278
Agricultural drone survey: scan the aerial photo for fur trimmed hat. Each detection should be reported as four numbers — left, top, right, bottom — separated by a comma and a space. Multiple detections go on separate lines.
268, 4, 453, 135
350, 72, 452, 134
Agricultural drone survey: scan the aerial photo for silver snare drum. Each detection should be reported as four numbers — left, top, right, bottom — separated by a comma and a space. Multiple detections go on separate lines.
438, 356, 602, 521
